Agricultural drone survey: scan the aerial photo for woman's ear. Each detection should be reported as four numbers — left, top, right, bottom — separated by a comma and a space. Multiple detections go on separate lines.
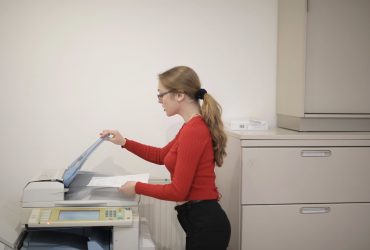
176, 92, 185, 102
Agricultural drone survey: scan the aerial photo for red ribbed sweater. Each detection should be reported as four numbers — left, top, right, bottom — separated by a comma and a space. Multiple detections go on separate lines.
123, 116, 219, 202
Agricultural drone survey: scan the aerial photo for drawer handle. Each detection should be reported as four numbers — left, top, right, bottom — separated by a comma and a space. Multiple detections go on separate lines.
300, 207, 331, 214
301, 150, 331, 157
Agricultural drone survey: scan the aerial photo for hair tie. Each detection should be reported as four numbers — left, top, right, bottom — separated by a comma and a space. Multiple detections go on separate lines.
195, 88, 207, 100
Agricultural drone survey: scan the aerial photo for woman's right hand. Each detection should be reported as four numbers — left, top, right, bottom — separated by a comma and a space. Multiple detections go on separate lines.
100, 129, 126, 146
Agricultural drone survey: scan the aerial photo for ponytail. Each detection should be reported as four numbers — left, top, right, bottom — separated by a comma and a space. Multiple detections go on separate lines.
200, 93, 227, 167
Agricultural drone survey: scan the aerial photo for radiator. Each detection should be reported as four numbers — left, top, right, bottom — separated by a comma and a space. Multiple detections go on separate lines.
139, 182, 185, 250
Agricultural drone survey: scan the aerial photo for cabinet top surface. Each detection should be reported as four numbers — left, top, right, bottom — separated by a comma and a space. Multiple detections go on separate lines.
227, 128, 370, 140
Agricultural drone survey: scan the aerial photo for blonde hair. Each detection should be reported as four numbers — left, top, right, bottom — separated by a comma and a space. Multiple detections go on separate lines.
158, 66, 227, 167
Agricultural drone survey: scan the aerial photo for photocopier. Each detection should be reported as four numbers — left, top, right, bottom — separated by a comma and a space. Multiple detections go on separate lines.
0, 136, 155, 250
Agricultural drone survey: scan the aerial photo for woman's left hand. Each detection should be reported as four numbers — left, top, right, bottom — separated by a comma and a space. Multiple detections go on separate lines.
118, 181, 137, 196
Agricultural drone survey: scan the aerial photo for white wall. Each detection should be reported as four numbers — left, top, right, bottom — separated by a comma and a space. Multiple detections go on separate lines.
0, 0, 277, 202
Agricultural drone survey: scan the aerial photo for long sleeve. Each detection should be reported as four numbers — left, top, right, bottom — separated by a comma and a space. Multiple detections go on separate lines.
123, 137, 176, 165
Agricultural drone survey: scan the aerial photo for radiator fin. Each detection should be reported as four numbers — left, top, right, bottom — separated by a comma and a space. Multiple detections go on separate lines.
140, 195, 185, 250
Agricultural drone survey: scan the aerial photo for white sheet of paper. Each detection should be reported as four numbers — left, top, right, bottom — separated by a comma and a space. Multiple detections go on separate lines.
86, 173, 150, 187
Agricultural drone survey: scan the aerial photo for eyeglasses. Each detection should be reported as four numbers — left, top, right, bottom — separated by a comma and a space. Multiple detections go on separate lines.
157, 90, 173, 100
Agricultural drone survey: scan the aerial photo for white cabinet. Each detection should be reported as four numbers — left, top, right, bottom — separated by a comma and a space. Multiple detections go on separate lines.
215, 129, 370, 250
242, 204, 370, 250
277, 0, 370, 131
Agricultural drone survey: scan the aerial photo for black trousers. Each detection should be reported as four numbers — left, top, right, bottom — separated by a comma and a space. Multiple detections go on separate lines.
175, 200, 231, 250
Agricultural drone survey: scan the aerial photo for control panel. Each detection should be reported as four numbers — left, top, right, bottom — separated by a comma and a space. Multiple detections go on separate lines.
27, 207, 133, 228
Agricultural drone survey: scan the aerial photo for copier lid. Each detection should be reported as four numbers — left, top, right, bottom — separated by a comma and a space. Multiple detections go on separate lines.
0, 201, 23, 249
63, 136, 107, 188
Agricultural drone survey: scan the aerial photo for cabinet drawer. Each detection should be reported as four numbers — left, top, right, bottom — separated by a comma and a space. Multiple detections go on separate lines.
242, 203, 370, 250
242, 147, 370, 204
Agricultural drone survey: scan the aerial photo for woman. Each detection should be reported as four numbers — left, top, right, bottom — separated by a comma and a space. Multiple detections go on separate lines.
100, 66, 231, 250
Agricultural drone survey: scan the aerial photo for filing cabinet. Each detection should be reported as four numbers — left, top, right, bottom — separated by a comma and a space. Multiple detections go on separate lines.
215, 128, 370, 250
